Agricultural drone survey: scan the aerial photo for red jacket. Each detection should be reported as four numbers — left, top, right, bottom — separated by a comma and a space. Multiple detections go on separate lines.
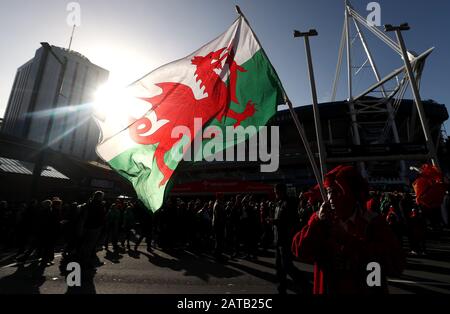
292, 210, 405, 294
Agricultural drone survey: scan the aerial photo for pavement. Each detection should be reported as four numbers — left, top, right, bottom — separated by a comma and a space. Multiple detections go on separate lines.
0, 231, 449, 294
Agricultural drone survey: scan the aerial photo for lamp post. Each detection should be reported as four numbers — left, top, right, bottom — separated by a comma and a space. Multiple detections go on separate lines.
294, 29, 327, 180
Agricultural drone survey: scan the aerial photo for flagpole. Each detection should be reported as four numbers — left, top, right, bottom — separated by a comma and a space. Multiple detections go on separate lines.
235, 6, 327, 201
68, 24, 76, 51
294, 29, 327, 182
286, 100, 327, 201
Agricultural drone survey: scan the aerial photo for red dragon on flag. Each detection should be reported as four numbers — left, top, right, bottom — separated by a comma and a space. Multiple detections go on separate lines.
129, 45, 256, 187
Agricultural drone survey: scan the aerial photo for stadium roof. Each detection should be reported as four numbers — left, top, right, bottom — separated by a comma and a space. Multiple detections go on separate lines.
274, 97, 448, 122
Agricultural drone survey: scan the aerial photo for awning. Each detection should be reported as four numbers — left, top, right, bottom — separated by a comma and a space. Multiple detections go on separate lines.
0, 157, 69, 180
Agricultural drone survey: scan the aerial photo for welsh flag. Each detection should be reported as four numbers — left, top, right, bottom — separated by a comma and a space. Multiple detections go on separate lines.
94, 15, 285, 212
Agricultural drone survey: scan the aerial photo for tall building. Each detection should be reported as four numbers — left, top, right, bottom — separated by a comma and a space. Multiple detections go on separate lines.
2, 44, 109, 161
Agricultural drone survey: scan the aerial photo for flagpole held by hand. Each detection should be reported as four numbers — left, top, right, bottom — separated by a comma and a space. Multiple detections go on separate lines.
286, 99, 327, 201
235, 5, 326, 201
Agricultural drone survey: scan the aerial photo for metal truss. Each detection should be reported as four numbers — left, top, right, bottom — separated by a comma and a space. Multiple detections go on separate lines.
330, 1, 435, 180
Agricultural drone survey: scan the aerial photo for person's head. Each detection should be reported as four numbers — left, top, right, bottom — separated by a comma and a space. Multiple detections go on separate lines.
92, 191, 104, 203
303, 185, 321, 207
215, 193, 224, 202
324, 165, 369, 220
52, 197, 62, 209
0, 201, 8, 211
274, 183, 287, 200
260, 201, 267, 211
298, 193, 308, 208
41, 199, 52, 211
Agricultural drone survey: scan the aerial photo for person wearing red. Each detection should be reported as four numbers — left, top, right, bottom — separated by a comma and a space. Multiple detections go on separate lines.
292, 165, 405, 294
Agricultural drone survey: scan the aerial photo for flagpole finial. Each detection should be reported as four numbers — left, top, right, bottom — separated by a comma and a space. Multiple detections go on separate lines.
235, 5, 243, 16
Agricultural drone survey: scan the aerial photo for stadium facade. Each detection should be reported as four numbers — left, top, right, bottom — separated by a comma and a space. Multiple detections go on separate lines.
173, 98, 448, 194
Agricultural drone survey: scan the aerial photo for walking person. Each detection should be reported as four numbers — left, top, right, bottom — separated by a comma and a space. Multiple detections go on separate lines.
212, 193, 226, 261
80, 191, 106, 269
273, 183, 309, 294
104, 203, 121, 252
121, 202, 135, 250
134, 201, 153, 252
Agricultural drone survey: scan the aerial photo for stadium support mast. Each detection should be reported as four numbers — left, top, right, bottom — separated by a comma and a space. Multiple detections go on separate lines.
385, 23, 439, 169
331, 0, 436, 181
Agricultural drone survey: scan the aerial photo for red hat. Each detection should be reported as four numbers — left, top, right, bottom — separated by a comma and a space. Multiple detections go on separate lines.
323, 165, 369, 204
304, 184, 322, 205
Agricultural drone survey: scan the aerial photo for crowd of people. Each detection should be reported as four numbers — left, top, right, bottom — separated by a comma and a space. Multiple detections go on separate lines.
0, 191, 280, 268
1, 165, 449, 294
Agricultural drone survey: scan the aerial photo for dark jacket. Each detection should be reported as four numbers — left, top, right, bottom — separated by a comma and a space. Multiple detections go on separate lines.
273, 197, 300, 247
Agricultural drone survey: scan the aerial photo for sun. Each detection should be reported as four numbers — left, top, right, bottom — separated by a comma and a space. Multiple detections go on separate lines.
93, 82, 135, 121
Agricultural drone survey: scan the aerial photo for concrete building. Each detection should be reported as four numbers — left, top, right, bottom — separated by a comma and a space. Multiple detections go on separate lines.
2, 44, 109, 161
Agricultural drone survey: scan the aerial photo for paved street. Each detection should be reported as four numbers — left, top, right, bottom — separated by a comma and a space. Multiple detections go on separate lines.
0, 231, 449, 294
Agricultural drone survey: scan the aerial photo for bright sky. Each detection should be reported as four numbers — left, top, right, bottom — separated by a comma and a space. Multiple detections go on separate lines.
0, 0, 449, 130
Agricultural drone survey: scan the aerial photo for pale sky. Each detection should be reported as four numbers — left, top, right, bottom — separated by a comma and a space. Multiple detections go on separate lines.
0, 0, 449, 130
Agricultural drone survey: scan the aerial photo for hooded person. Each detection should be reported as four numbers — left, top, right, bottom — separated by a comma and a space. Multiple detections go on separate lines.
291, 165, 405, 294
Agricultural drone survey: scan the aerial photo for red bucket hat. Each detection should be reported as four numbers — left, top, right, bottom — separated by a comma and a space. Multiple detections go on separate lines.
323, 165, 369, 205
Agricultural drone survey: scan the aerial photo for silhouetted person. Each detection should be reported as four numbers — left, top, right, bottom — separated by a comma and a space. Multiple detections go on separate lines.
16, 201, 41, 263
104, 203, 121, 252
15, 201, 33, 257
242, 195, 258, 259
27, 199, 57, 266
442, 189, 450, 228
134, 201, 153, 252
259, 201, 273, 252
212, 193, 226, 261
41, 197, 62, 265
121, 203, 135, 250
273, 183, 307, 294
62, 202, 81, 258
407, 207, 427, 256
229, 195, 242, 257
80, 191, 106, 269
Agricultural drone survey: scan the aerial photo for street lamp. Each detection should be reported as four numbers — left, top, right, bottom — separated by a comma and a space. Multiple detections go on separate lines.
293, 29, 327, 180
